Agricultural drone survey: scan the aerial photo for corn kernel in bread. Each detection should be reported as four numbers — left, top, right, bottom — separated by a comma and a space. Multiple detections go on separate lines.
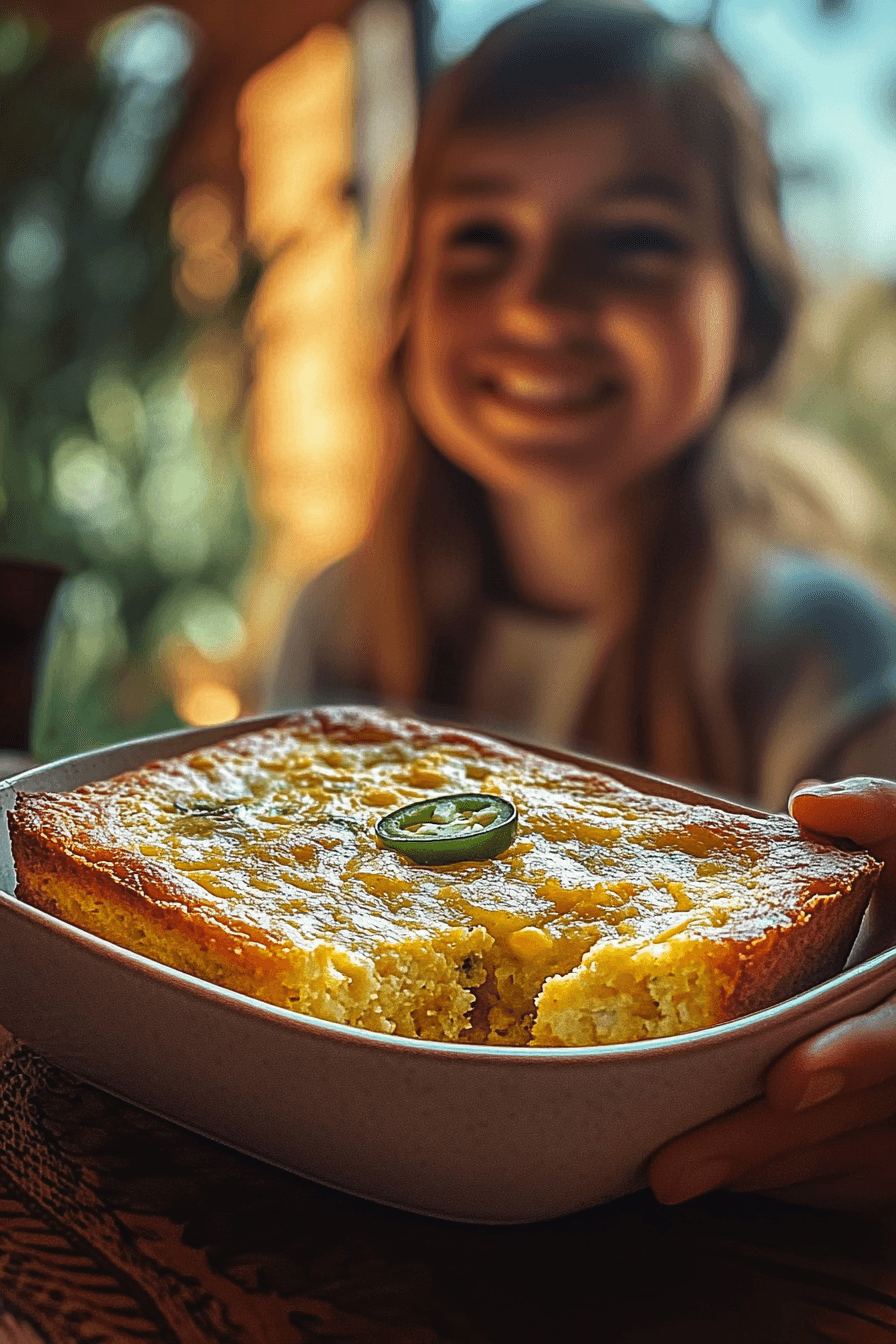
9, 707, 880, 1045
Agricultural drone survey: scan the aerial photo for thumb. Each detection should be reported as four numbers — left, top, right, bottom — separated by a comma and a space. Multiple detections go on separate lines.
789, 778, 896, 848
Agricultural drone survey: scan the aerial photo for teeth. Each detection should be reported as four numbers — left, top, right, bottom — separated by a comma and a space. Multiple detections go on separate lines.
505, 376, 590, 402
486, 372, 611, 407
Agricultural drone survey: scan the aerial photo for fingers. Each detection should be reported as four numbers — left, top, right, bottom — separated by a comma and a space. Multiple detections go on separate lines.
789, 780, 896, 902
649, 775, 896, 1212
725, 1121, 896, 1206
789, 777, 896, 847
763, 1168, 896, 1209
648, 1076, 896, 1205
764, 992, 896, 1111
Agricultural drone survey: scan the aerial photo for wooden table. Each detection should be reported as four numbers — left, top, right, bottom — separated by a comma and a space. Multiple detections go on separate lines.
0, 1033, 894, 1343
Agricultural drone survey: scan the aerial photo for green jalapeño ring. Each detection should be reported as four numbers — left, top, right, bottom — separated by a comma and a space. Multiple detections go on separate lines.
375, 793, 518, 865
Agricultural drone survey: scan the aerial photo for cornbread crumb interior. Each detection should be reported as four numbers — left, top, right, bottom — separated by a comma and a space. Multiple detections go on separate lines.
9, 708, 880, 1046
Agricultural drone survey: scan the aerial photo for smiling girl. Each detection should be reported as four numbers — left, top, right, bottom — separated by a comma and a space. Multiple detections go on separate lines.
249, 1, 896, 1207
265, 0, 896, 812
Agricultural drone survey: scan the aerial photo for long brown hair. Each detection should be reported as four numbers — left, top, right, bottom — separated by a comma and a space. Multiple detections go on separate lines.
351, 0, 802, 792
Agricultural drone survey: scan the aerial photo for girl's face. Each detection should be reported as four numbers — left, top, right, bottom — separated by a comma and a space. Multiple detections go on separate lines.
403, 94, 742, 503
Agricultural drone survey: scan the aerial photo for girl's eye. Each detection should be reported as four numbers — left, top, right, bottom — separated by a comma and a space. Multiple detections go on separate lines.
447, 221, 512, 253
602, 226, 687, 259
441, 221, 514, 280
562, 225, 689, 284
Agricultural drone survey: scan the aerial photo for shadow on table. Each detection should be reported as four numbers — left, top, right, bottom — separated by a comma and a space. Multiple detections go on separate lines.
0, 1040, 892, 1343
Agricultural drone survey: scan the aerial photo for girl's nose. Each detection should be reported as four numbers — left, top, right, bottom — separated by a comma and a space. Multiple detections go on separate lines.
494, 244, 597, 346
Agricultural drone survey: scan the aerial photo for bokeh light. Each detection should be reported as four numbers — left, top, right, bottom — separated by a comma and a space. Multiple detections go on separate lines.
175, 681, 242, 726
0, 14, 32, 76
3, 197, 65, 290
171, 182, 242, 313
95, 5, 195, 86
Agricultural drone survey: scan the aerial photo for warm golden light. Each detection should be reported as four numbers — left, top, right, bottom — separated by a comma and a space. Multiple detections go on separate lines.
233, 12, 415, 704
185, 327, 244, 424
170, 182, 234, 252
176, 243, 240, 308
176, 681, 242, 726
238, 26, 354, 261
171, 181, 240, 313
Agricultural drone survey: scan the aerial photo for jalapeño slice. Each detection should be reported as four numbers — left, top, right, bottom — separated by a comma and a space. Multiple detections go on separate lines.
375, 793, 517, 865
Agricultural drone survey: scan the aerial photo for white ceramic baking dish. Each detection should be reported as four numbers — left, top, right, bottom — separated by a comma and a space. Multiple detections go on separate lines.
1, 713, 894, 1224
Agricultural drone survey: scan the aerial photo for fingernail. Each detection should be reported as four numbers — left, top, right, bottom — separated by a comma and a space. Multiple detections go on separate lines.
790, 779, 824, 797
790, 784, 840, 802
657, 1158, 732, 1204
794, 1068, 846, 1110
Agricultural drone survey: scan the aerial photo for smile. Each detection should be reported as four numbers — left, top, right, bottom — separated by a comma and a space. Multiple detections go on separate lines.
476, 371, 623, 414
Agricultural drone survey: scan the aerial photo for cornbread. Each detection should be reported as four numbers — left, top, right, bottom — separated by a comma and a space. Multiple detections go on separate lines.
9, 707, 880, 1046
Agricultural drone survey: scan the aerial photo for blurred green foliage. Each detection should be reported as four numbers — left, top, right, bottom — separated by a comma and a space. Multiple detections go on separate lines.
784, 281, 896, 582
790, 285, 896, 494
0, 10, 257, 760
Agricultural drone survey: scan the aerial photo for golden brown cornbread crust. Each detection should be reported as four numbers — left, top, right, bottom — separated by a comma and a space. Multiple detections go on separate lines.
9, 706, 881, 1045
